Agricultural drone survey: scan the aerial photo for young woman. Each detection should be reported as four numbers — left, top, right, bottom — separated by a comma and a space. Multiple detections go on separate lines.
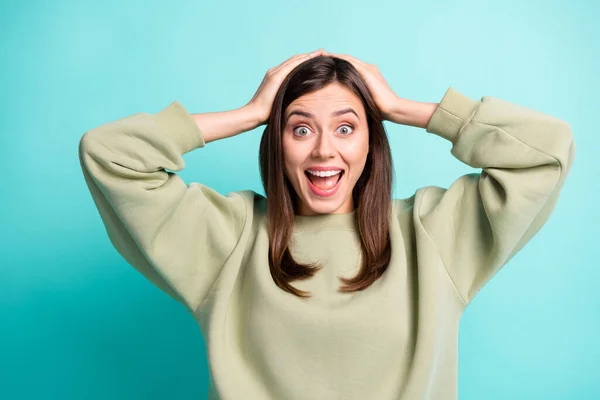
78, 49, 576, 400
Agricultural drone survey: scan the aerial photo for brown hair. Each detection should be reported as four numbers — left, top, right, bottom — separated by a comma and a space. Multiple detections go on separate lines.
258, 55, 393, 300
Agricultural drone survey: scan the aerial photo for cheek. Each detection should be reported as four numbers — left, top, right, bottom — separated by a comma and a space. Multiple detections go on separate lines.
282, 157, 295, 183
282, 146, 302, 183
283, 139, 309, 171
343, 138, 369, 167
340, 145, 368, 185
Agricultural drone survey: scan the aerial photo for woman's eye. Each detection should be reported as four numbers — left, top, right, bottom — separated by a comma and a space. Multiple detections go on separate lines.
338, 124, 354, 135
292, 124, 354, 137
293, 126, 310, 137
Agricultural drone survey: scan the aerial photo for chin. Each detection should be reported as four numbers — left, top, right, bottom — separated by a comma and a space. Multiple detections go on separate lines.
306, 201, 341, 214
299, 190, 349, 215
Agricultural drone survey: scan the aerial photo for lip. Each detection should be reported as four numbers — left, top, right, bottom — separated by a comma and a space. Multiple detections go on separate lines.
305, 170, 344, 198
305, 165, 345, 172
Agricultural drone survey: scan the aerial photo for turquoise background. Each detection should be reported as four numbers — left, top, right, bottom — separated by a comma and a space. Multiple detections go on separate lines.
1, 0, 598, 398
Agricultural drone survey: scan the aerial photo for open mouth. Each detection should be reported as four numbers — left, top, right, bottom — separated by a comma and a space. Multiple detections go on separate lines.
304, 170, 344, 195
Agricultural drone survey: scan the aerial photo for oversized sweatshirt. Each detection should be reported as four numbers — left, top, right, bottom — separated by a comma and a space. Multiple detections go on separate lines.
78, 86, 576, 400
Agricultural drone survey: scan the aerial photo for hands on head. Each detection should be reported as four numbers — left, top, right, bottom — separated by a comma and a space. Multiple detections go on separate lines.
247, 49, 325, 125
246, 49, 401, 125
321, 51, 400, 122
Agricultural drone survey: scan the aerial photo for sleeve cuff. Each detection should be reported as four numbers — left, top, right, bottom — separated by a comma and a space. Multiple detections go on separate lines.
425, 87, 481, 144
153, 100, 206, 154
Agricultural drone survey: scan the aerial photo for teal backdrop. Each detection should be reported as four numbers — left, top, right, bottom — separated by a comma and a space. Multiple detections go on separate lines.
1, 0, 598, 398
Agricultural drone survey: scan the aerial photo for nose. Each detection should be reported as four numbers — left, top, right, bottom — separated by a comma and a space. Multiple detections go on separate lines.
311, 131, 336, 159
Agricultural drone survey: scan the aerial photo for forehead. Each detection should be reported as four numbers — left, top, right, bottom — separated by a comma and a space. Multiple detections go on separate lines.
284, 83, 365, 121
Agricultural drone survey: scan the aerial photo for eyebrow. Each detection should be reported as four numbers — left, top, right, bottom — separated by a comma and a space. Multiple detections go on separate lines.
285, 108, 360, 123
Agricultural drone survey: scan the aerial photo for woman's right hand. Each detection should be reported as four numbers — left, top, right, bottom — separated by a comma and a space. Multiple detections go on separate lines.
246, 48, 325, 126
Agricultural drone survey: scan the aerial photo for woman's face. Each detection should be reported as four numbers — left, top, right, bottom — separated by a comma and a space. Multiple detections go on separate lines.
282, 82, 369, 216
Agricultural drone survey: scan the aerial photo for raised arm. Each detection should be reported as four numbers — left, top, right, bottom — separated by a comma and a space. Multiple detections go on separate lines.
416, 87, 575, 307
78, 101, 258, 313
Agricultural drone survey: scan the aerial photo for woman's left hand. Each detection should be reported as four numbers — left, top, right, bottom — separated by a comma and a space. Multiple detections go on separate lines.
323, 51, 400, 122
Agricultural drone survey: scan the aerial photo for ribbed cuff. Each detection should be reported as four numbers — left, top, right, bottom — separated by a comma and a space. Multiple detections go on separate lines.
425, 87, 480, 144
153, 100, 206, 154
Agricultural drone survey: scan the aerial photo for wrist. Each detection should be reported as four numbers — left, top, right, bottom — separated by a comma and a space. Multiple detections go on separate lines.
242, 102, 267, 129
387, 97, 438, 129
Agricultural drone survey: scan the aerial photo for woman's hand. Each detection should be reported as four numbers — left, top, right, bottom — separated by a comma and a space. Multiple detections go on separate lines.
324, 51, 438, 128
246, 49, 325, 125
322, 51, 401, 122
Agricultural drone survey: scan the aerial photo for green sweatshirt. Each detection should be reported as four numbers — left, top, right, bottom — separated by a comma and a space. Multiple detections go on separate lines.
78, 87, 575, 400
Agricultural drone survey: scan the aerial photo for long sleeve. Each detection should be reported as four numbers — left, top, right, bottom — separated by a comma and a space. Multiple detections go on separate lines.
78, 100, 248, 313
418, 87, 576, 307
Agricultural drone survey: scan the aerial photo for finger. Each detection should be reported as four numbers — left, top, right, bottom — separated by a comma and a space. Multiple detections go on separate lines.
325, 52, 369, 68
272, 49, 323, 74
276, 53, 318, 76
282, 49, 323, 67
339, 54, 368, 66
271, 53, 305, 72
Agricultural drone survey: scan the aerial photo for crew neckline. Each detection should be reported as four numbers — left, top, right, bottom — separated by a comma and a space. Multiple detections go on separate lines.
293, 209, 357, 232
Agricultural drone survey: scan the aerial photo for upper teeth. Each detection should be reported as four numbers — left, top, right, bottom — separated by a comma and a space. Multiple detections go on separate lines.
307, 170, 342, 177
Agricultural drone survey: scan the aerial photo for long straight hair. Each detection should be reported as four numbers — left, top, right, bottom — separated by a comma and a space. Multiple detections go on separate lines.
259, 55, 393, 300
